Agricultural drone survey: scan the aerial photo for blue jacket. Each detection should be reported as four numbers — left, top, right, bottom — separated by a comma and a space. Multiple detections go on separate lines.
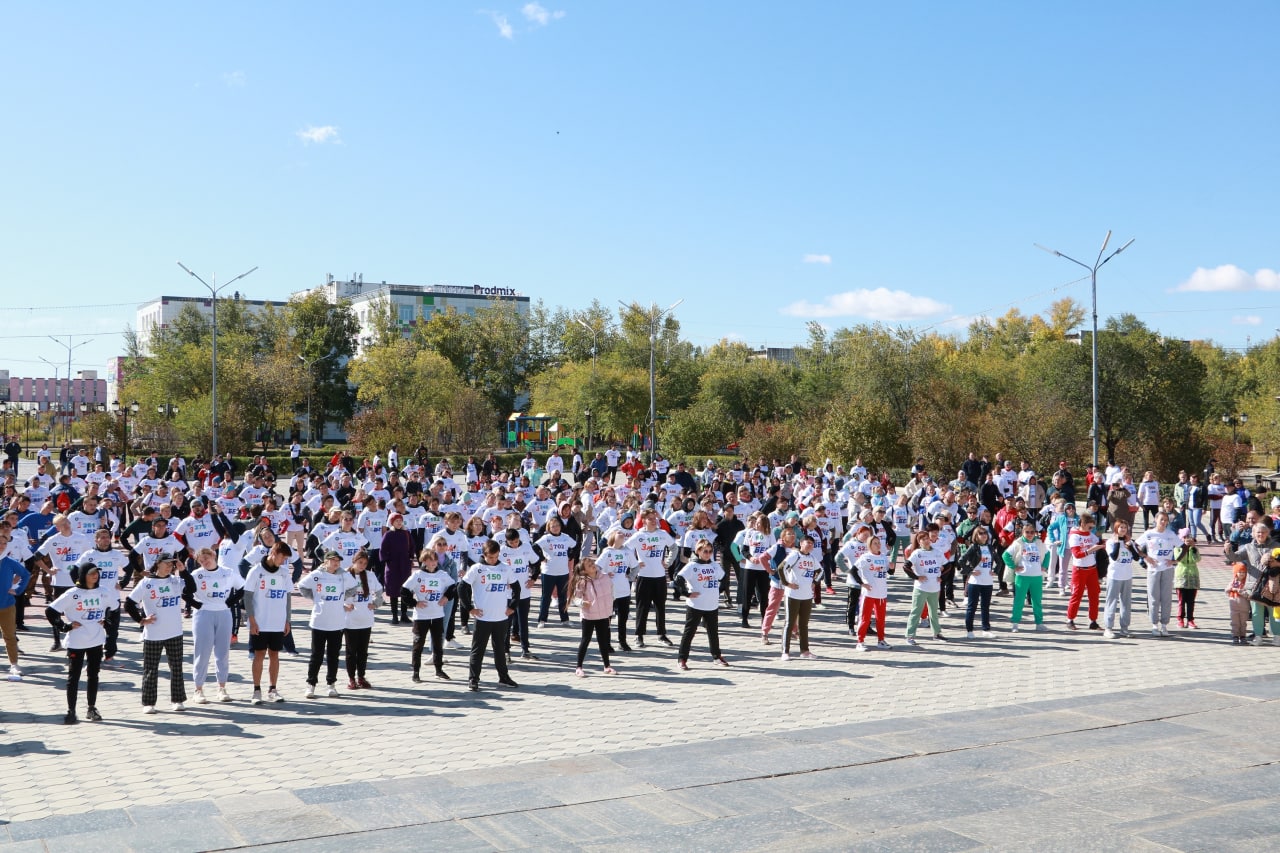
0, 556, 31, 610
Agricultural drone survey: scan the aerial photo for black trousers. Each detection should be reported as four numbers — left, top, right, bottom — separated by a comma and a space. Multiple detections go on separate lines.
412, 618, 444, 675
678, 607, 722, 661
509, 599, 531, 654
845, 586, 862, 632
344, 627, 372, 679
307, 628, 343, 686
739, 570, 770, 622
577, 617, 611, 667
614, 596, 631, 643
66, 644, 103, 713
634, 576, 667, 638
46, 585, 71, 645
468, 619, 512, 683
103, 607, 120, 658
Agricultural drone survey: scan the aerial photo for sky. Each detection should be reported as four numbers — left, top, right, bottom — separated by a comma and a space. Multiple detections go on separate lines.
3, 1, 1280, 378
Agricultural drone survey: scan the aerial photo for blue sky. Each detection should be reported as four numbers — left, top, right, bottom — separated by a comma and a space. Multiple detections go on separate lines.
4, 1, 1279, 376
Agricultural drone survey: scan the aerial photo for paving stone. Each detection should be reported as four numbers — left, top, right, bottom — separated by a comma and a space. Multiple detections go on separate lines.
225, 806, 354, 846
6, 808, 133, 842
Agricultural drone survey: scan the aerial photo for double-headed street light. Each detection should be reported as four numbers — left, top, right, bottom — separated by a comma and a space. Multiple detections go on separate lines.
298, 350, 337, 445
1035, 231, 1135, 470
177, 262, 258, 458
619, 299, 682, 457
113, 400, 139, 459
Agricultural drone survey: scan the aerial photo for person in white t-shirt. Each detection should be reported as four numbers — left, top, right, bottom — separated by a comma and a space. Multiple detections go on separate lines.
298, 551, 356, 698
184, 547, 245, 703
674, 540, 729, 670
343, 551, 384, 689
125, 552, 188, 714
47, 563, 118, 724
243, 541, 296, 705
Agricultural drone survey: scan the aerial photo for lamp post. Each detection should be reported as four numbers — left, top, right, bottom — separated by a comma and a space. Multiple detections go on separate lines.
23, 405, 32, 457
584, 407, 593, 452
575, 318, 602, 374
298, 350, 337, 445
1223, 412, 1248, 472
1035, 231, 1135, 469
177, 262, 258, 459
114, 400, 139, 459
0, 403, 8, 443
619, 299, 682, 457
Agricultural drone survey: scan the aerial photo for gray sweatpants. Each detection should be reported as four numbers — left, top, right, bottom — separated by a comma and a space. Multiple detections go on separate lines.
1103, 577, 1132, 632
1146, 569, 1173, 628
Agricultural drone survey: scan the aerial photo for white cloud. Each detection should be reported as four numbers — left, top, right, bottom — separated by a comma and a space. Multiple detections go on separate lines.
481, 10, 515, 38
781, 288, 950, 321
802, 254, 832, 265
1174, 264, 1280, 292
1232, 315, 1263, 326
222, 70, 246, 87
296, 125, 341, 145
522, 2, 565, 25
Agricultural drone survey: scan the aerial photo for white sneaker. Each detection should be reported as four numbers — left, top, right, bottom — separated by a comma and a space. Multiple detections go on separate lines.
7, 664, 22, 681
780, 652, 792, 661
1160, 625, 1171, 637
194, 689, 209, 705
965, 631, 975, 639
905, 637, 919, 646
326, 685, 340, 698
446, 639, 464, 650
1035, 624, 1048, 633
980, 631, 997, 639
855, 642, 867, 652
217, 687, 233, 703
1009, 625, 1020, 633
537, 621, 548, 629
1252, 636, 1265, 646
304, 685, 318, 699
876, 641, 892, 650
268, 688, 284, 703
251, 689, 264, 705
800, 651, 818, 660
171, 702, 186, 712
1103, 629, 1115, 639
142, 705, 157, 715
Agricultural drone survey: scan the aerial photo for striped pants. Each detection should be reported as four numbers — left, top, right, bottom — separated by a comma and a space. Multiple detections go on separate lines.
141, 636, 187, 707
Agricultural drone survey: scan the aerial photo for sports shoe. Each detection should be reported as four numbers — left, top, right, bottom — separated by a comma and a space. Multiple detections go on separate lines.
933, 634, 947, 642
1178, 618, 1186, 628
326, 685, 340, 698
268, 688, 285, 703
521, 652, 539, 661
7, 665, 22, 681
659, 636, 674, 647
1252, 636, 1264, 646
446, 639, 464, 650
780, 652, 792, 661
761, 635, 772, 645
217, 687, 232, 703
714, 658, 730, 667
251, 689, 264, 705
348, 679, 359, 690
1009, 625, 1020, 633
1188, 620, 1198, 629
1272, 635, 1280, 647
876, 640, 892, 650
824, 587, 835, 595
1035, 624, 1048, 632
64, 712, 78, 725
603, 666, 617, 675
574, 667, 586, 678
1103, 629, 1115, 639
497, 677, 519, 688
1067, 621, 1078, 631
435, 669, 450, 680
305, 685, 318, 699
142, 705, 157, 715
194, 689, 209, 705
463, 624, 472, 635
468, 680, 479, 691
905, 637, 919, 646
965, 631, 975, 639
171, 702, 186, 712
1160, 625, 1171, 637
619, 642, 633, 652
636, 636, 646, 648
358, 677, 372, 689
537, 621, 548, 629
678, 660, 690, 671
855, 642, 867, 652
86, 707, 102, 722
49, 642, 62, 652
1152, 627, 1162, 638
230, 635, 238, 644
979, 631, 997, 639
1089, 621, 1101, 631
800, 651, 818, 660
411, 674, 423, 683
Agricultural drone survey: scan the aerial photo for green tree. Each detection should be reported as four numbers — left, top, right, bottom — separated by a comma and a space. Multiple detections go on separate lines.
287, 291, 359, 439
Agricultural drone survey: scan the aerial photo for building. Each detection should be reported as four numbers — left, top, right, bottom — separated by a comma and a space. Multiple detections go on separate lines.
5, 371, 108, 411
750, 347, 796, 364
297, 274, 531, 352
135, 294, 289, 356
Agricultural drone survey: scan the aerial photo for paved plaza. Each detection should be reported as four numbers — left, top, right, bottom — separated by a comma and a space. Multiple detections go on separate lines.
3, 537, 1280, 851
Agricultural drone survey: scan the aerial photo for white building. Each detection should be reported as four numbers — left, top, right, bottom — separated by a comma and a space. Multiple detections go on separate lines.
135, 295, 289, 355
297, 274, 531, 352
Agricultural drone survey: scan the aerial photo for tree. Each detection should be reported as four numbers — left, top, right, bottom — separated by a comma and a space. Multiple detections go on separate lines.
287, 291, 359, 440
662, 400, 737, 458
528, 361, 650, 445
815, 397, 910, 472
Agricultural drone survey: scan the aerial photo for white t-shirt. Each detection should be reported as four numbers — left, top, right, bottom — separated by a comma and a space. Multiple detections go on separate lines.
534, 533, 575, 576
966, 545, 996, 587
190, 566, 245, 612
74, 548, 129, 604
50, 586, 117, 649
345, 572, 383, 629
780, 550, 821, 600
907, 546, 944, 593
320, 530, 366, 569
855, 552, 890, 598
404, 568, 456, 620
597, 546, 638, 598
626, 529, 676, 578
175, 514, 220, 553
500, 543, 539, 600
128, 574, 185, 641
1138, 529, 1181, 572
463, 562, 516, 623
243, 564, 294, 632
676, 560, 724, 611
300, 569, 356, 631
38, 533, 92, 587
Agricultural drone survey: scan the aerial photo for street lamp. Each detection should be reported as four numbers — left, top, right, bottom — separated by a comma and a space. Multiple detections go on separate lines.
575, 318, 602, 374
619, 299, 683, 457
113, 400, 139, 459
1223, 412, 1248, 470
1035, 231, 1135, 469
584, 407, 593, 452
177, 262, 258, 458
298, 350, 337, 445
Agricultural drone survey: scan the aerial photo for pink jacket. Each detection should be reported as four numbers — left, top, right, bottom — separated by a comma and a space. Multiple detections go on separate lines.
576, 573, 616, 620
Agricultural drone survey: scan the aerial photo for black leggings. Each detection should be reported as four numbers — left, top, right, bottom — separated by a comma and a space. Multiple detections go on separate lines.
46, 586, 71, 644
634, 576, 667, 638
678, 607, 722, 661
67, 645, 103, 713
614, 597, 631, 643
412, 618, 444, 675
739, 569, 770, 622
344, 627, 372, 679
307, 628, 343, 686
577, 617, 611, 667
1178, 588, 1198, 621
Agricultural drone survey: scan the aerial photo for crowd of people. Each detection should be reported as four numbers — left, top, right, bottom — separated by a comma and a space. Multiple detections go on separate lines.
1, 441, 1277, 727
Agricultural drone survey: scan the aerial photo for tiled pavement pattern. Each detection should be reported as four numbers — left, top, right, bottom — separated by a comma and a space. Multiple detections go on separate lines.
3, 539, 1277, 850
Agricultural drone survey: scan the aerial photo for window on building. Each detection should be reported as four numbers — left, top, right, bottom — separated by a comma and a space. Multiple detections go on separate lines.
398, 303, 416, 325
